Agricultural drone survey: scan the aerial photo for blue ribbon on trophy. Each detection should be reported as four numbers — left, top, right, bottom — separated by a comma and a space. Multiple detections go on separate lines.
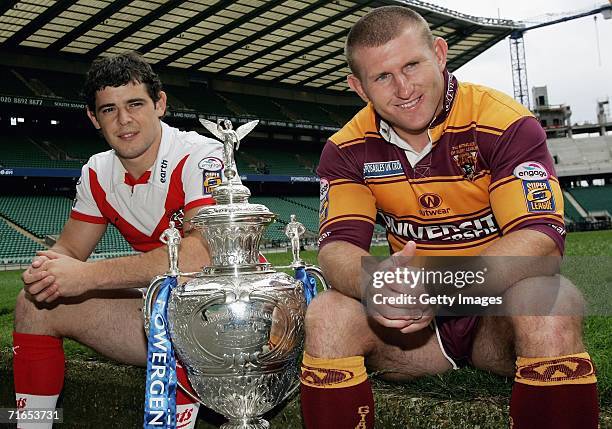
144, 274, 177, 428
143, 221, 183, 429
285, 214, 321, 305
295, 266, 317, 305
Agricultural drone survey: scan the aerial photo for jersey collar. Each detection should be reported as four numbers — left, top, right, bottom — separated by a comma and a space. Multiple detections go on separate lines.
111, 120, 169, 190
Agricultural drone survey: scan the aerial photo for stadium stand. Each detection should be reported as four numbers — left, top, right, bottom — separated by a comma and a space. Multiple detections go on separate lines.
568, 185, 612, 216
44, 136, 107, 161
0, 195, 73, 237
220, 92, 290, 122
0, 67, 34, 96
239, 145, 317, 176
275, 99, 335, 125
0, 219, 45, 264
164, 84, 235, 116
251, 196, 318, 233
0, 134, 79, 169
548, 136, 612, 177
16, 68, 84, 99
0, 195, 133, 257
562, 191, 587, 222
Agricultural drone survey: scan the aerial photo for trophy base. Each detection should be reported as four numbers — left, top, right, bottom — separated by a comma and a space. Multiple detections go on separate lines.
221, 417, 270, 429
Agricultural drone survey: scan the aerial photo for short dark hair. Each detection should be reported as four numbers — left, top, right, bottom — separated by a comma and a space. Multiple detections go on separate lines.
345, 6, 434, 76
83, 51, 162, 112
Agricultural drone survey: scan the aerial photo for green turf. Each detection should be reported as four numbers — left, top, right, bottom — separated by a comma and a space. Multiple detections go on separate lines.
1, 231, 611, 426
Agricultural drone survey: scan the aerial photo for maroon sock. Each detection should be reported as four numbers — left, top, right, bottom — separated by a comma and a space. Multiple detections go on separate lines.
511, 353, 599, 428
300, 353, 374, 429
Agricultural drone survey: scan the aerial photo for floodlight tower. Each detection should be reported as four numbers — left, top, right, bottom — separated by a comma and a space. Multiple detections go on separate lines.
510, 3, 612, 110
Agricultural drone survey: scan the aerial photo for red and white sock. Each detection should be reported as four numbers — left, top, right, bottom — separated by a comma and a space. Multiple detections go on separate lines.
13, 332, 65, 429
176, 361, 200, 429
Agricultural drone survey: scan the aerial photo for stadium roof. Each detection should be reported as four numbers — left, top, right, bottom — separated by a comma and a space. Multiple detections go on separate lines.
0, 0, 523, 92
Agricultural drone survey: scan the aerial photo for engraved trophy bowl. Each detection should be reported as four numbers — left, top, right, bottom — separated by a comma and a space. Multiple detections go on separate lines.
144, 118, 327, 429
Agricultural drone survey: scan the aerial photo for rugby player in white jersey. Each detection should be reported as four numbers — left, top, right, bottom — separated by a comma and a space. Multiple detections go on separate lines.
13, 52, 220, 429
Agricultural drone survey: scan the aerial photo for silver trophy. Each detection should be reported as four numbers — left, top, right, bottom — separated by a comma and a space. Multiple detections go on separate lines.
144, 118, 327, 429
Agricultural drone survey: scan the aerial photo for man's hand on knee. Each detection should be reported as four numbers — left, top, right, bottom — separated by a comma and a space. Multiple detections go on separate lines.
365, 241, 435, 334
24, 251, 93, 303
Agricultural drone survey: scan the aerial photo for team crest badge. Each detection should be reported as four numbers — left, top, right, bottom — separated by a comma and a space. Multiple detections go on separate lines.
451, 141, 479, 181
168, 209, 185, 231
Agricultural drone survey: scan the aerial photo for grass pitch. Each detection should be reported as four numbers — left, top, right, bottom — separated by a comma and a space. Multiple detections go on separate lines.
0, 230, 611, 428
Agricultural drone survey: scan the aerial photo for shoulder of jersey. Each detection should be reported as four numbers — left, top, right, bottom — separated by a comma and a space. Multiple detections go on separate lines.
457, 81, 534, 130
84, 148, 115, 170
174, 128, 223, 149
329, 104, 376, 148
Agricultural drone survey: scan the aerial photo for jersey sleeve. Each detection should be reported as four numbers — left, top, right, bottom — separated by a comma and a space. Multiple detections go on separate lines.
317, 140, 377, 251
182, 137, 224, 212
487, 116, 566, 253
70, 163, 107, 224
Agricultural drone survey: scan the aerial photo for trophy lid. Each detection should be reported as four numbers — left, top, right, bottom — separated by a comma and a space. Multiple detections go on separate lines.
194, 118, 275, 268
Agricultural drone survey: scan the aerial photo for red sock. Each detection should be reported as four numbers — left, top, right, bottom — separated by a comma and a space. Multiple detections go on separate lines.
176, 361, 200, 429
510, 353, 599, 428
300, 353, 374, 429
13, 332, 64, 413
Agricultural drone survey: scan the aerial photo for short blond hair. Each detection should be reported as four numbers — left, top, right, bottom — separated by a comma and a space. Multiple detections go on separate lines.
345, 6, 434, 76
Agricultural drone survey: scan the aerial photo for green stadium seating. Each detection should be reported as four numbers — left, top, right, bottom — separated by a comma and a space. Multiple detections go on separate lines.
164, 85, 234, 116
0, 219, 45, 263
562, 194, 586, 222
320, 103, 362, 125
569, 185, 612, 215
251, 197, 318, 233
239, 146, 315, 176
0, 196, 133, 257
46, 136, 107, 161
0, 134, 82, 169
0, 196, 72, 237
275, 99, 335, 125
220, 92, 290, 122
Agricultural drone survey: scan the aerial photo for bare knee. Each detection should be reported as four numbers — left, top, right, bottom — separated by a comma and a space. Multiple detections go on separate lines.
513, 314, 584, 357
14, 289, 59, 336
304, 290, 371, 358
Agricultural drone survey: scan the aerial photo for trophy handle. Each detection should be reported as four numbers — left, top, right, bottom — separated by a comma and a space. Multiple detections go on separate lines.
143, 275, 168, 333
304, 266, 330, 290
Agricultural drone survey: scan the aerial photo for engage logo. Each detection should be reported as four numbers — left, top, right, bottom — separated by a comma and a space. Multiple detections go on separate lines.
513, 161, 549, 181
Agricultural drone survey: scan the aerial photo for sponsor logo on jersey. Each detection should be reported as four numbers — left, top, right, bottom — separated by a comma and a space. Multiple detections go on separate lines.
548, 223, 566, 236
522, 180, 555, 212
319, 178, 329, 223
513, 161, 549, 181
200, 157, 224, 194
203, 172, 222, 195
451, 141, 479, 181
198, 156, 223, 171
419, 193, 442, 209
160, 159, 168, 183
363, 160, 403, 178
418, 193, 451, 216
380, 212, 499, 242
176, 408, 194, 428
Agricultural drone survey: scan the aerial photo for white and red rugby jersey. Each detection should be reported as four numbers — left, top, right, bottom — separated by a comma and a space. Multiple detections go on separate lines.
71, 121, 224, 252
